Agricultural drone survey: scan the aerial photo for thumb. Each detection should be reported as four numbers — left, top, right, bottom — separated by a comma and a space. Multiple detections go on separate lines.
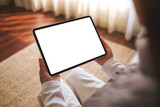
39, 58, 51, 77
39, 58, 48, 72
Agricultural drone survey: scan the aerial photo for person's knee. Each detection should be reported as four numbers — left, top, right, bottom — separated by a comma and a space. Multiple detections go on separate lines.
65, 67, 86, 82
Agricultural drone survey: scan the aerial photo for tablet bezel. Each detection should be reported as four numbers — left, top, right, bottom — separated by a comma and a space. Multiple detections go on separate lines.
33, 16, 107, 76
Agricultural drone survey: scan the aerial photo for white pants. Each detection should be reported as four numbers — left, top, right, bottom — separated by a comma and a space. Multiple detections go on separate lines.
61, 67, 105, 107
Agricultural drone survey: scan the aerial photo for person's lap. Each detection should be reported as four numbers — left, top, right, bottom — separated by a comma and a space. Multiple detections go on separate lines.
61, 80, 82, 107
61, 67, 105, 106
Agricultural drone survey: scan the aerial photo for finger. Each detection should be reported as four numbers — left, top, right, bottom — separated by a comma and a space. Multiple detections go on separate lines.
39, 58, 43, 69
39, 58, 46, 72
40, 59, 48, 72
39, 64, 50, 79
39, 58, 41, 65
39, 58, 43, 68
54, 74, 60, 77
100, 37, 110, 49
39, 58, 59, 78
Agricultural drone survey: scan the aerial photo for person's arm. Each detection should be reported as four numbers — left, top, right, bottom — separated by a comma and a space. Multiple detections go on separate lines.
102, 57, 125, 78
38, 58, 66, 107
95, 37, 125, 78
38, 81, 65, 107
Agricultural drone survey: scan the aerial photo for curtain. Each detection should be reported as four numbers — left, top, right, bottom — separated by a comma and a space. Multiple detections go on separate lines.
0, 0, 10, 6
14, 0, 142, 41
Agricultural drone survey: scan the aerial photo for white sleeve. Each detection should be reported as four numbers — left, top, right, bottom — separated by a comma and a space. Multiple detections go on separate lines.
38, 81, 66, 107
102, 57, 125, 78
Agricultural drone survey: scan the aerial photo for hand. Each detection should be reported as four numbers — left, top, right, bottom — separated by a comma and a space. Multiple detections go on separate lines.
95, 37, 113, 66
39, 58, 60, 84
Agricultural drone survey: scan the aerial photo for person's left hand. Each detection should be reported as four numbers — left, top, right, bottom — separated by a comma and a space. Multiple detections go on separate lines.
39, 58, 60, 84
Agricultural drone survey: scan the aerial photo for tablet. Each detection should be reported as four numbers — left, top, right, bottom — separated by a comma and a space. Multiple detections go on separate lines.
33, 16, 107, 76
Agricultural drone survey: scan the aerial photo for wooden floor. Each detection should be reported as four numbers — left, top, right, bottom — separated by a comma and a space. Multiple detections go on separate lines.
0, 3, 135, 62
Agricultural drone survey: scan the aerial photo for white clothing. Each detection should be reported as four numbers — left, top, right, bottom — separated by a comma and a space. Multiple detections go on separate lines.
38, 57, 125, 107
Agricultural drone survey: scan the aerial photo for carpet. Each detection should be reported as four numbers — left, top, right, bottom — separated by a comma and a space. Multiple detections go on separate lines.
0, 40, 136, 107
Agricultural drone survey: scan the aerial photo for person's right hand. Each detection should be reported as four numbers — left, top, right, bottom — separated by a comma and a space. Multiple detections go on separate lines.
95, 37, 113, 66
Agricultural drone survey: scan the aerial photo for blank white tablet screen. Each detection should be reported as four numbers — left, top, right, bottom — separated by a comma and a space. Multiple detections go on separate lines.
34, 17, 106, 75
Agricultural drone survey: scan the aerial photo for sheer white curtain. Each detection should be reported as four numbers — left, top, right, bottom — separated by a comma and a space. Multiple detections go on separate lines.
14, 0, 142, 40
